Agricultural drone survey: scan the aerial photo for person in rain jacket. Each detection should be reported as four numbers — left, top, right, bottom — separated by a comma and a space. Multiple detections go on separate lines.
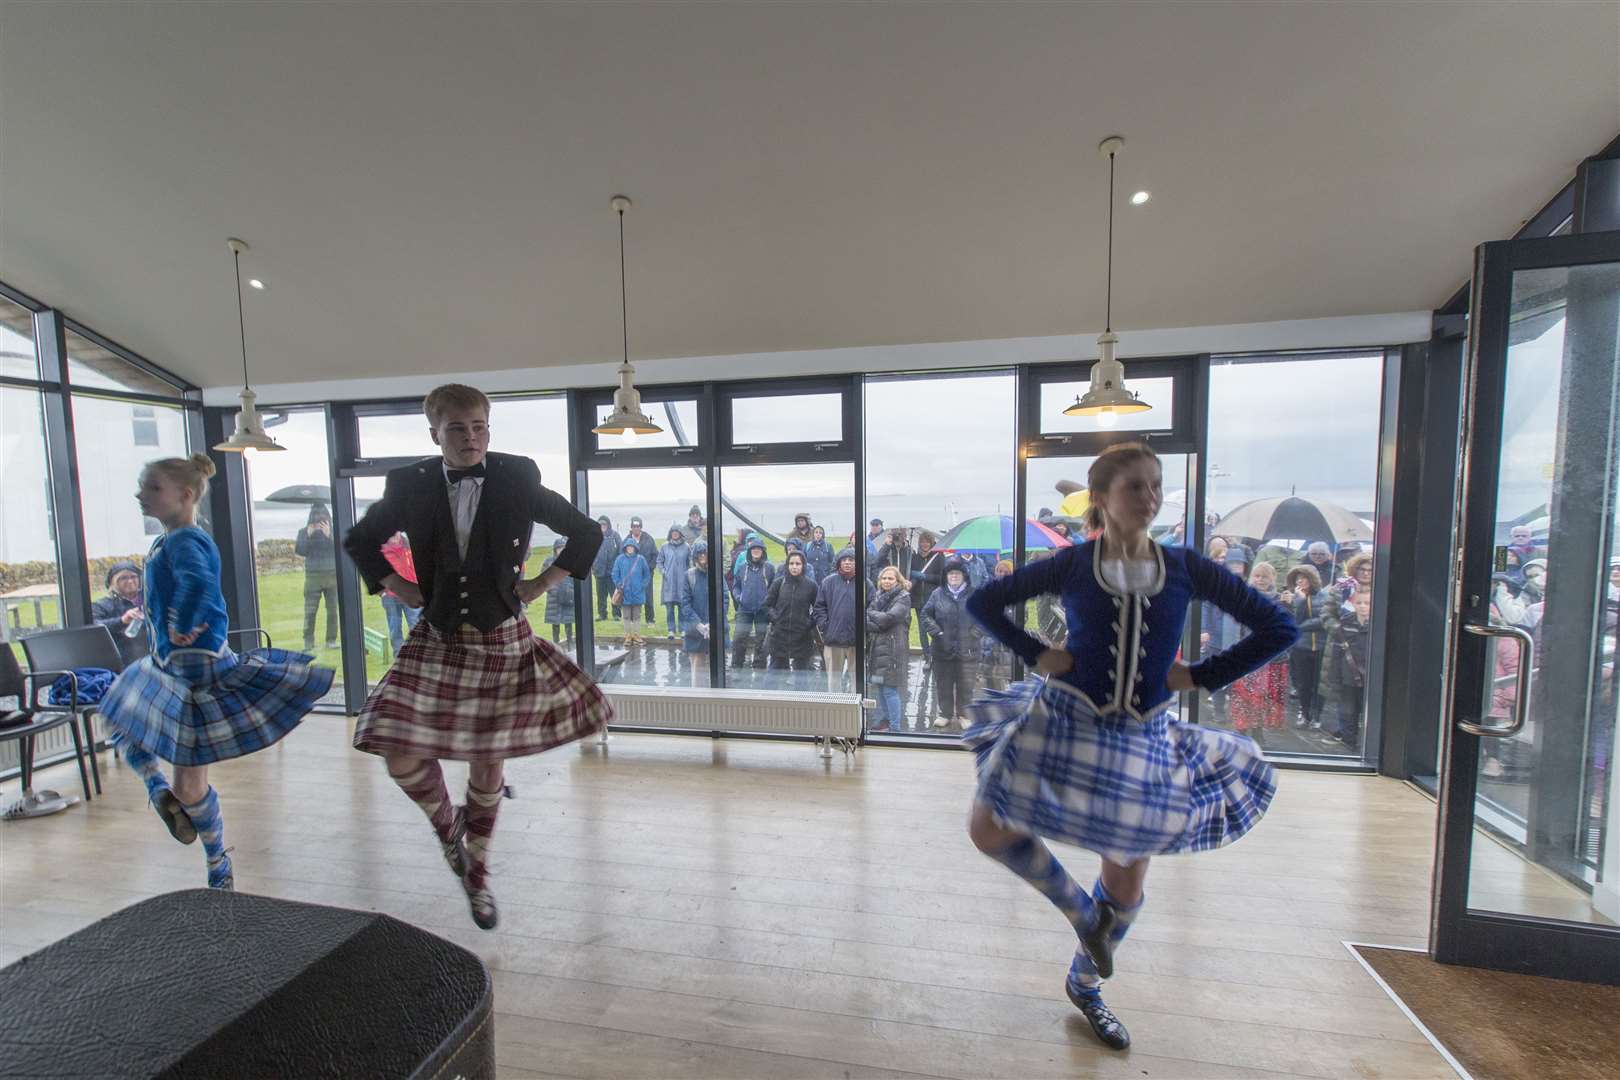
657, 525, 693, 638
679, 505, 705, 545
804, 525, 836, 584
1330, 590, 1371, 747
766, 550, 820, 680
611, 538, 653, 646
541, 538, 576, 646
591, 515, 622, 620
815, 548, 861, 691
789, 512, 816, 549
779, 537, 806, 578
731, 535, 775, 669
682, 541, 727, 686
910, 531, 948, 664
954, 550, 992, 590
921, 559, 984, 729
1282, 564, 1336, 729
625, 516, 658, 627
866, 566, 913, 732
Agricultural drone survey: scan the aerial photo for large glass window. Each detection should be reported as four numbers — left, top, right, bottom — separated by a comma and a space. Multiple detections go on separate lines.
65, 328, 183, 397
864, 372, 1016, 735
1202, 352, 1384, 757
244, 409, 343, 701
0, 387, 61, 667
583, 467, 709, 687
717, 463, 856, 693
1040, 373, 1175, 434
730, 392, 843, 446
594, 399, 700, 451
71, 395, 189, 595
0, 297, 38, 380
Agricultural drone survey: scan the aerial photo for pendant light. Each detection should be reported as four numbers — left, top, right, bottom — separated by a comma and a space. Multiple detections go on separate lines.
1064, 136, 1151, 426
591, 195, 662, 441
213, 237, 285, 453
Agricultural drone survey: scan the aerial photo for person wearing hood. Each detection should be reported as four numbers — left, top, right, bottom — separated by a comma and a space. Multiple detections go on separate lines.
1521, 557, 1547, 604
789, 512, 816, 549
921, 559, 984, 728
955, 550, 992, 590
804, 525, 835, 584
766, 550, 820, 684
910, 531, 948, 665
94, 559, 149, 663
682, 542, 727, 686
295, 503, 340, 652
657, 525, 693, 638
877, 527, 917, 586
731, 535, 775, 670
591, 515, 622, 621
814, 548, 861, 691
625, 516, 658, 627
1491, 571, 1530, 627
541, 537, 576, 646
779, 537, 806, 578
1281, 565, 1336, 730
679, 505, 706, 545
611, 537, 652, 646
866, 566, 913, 731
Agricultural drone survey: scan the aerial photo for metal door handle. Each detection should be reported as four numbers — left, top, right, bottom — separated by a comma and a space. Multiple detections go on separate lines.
1460, 623, 1534, 737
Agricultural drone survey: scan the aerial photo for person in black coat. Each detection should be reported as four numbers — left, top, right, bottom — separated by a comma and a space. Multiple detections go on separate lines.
909, 531, 948, 666
295, 504, 339, 651
541, 538, 577, 645
765, 551, 819, 684
866, 566, 913, 732
624, 516, 658, 626
591, 515, 621, 620
92, 559, 148, 664
921, 559, 984, 729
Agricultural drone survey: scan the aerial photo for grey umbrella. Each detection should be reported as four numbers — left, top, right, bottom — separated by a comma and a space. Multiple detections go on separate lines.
1214, 496, 1372, 545
265, 484, 332, 506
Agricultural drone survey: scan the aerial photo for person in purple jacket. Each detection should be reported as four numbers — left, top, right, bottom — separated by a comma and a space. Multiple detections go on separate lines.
962, 442, 1298, 1052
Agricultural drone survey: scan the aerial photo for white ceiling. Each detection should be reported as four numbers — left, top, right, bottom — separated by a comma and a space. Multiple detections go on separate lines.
0, 1, 1615, 392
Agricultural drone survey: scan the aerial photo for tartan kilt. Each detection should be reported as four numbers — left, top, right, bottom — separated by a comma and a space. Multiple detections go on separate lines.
100, 648, 335, 767
963, 677, 1276, 864
353, 617, 612, 761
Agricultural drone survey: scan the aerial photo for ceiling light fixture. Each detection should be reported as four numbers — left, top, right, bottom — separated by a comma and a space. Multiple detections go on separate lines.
1130, 190, 1151, 206
1064, 136, 1152, 424
591, 195, 662, 443
248, 278, 265, 290
212, 238, 285, 453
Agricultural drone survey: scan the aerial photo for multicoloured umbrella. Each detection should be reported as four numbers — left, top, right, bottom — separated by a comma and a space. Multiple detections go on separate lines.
937, 515, 1072, 555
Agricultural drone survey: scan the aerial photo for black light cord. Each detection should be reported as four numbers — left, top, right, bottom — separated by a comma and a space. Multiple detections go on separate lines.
1105, 150, 1115, 334
233, 247, 250, 389
618, 206, 629, 366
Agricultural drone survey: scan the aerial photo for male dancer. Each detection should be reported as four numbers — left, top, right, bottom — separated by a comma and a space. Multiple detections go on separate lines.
345, 383, 612, 928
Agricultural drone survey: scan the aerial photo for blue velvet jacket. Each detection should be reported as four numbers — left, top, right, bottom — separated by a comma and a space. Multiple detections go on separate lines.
967, 540, 1298, 721
143, 526, 230, 662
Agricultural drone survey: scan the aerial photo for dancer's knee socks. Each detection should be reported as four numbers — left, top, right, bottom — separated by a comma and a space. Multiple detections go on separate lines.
986, 837, 1097, 934
1068, 879, 1145, 995
390, 760, 458, 842
463, 782, 503, 890
179, 786, 228, 875
117, 739, 171, 803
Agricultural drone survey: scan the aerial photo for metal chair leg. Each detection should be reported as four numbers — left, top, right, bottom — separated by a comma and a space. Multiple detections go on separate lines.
20, 733, 32, 792
82, 712, 102, 795
67, 718, 92, 802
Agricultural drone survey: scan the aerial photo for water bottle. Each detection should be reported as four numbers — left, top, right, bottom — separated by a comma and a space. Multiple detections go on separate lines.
124, 609, 144, 639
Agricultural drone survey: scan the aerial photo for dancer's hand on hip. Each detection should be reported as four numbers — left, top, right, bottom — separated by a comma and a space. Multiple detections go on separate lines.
1166, 662, 1196, 692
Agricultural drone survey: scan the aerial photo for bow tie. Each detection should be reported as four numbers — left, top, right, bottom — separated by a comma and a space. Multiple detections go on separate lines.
445, 463, 486, 485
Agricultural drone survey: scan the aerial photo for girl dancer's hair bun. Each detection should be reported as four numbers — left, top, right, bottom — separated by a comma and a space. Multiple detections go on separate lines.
147, 453, 217, 499
188, 452, 218, 480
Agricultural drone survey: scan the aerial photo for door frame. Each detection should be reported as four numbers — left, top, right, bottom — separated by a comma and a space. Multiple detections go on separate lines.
1433, 231, 1620, 983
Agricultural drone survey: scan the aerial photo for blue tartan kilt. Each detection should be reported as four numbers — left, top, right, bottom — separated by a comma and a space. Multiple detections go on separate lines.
963, 677, 1276, 863
100, 647, 335, 767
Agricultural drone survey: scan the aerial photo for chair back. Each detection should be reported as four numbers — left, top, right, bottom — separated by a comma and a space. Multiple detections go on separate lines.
21, 625, 126, 676
0, 645, 25, 703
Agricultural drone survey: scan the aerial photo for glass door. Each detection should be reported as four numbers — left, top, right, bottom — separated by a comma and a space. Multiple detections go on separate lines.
1435, 233, 1620, 983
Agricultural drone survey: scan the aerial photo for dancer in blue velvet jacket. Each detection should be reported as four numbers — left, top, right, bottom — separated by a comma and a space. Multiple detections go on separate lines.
963, 442, 1297, 1052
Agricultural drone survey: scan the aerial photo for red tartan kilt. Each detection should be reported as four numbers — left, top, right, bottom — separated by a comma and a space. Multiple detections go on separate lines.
354, 617, 613, 761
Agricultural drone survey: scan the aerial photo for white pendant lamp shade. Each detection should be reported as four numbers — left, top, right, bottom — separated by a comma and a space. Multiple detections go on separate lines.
591, 195, 663, 439
1062, 136, 1150, 424
213, 237, 284, 453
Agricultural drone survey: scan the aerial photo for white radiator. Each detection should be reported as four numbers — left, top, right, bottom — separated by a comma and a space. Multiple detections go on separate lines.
0, 714, 104, 775
603, 686, 864, 742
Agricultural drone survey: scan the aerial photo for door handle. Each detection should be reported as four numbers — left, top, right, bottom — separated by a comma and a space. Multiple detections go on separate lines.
1459, 623, 1534, 737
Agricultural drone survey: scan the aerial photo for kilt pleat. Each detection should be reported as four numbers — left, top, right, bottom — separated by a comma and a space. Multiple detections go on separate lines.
963, 677, 1276, 863
353, 617, 612, 761
101, 647, 334, 767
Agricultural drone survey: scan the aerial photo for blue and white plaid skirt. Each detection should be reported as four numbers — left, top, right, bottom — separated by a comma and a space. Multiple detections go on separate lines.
963, 677, 1276, 863
100, 647, 335, 767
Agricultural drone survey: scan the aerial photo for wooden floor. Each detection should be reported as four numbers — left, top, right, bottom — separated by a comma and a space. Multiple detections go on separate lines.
1, 719, 1463, 1079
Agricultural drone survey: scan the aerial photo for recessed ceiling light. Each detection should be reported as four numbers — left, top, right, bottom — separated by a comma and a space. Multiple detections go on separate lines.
1130, 191, 1151, 206
248, 278, 265, 290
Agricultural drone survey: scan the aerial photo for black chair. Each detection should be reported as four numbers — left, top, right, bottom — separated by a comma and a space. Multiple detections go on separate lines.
0, 645, 93, 817
20, 625, 126, 797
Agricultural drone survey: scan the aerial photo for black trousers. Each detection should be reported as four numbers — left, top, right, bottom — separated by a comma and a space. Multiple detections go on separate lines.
1289, 649, 1325, 723
303, 572, 338, 647
933, 656, 975, 720
594, 574, 619, 620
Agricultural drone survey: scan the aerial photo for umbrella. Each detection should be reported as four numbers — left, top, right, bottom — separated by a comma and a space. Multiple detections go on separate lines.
938, 515, 1071, 555
265, 484, 332, 506
1214, 496, 1372, 545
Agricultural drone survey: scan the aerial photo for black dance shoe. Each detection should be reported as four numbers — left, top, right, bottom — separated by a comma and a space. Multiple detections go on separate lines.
1080, 900, 1119, 980
1066, 982, 1130, 1051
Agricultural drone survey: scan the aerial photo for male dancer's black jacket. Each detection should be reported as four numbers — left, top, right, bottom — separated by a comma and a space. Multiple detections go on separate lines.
346, 452, 601, 633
